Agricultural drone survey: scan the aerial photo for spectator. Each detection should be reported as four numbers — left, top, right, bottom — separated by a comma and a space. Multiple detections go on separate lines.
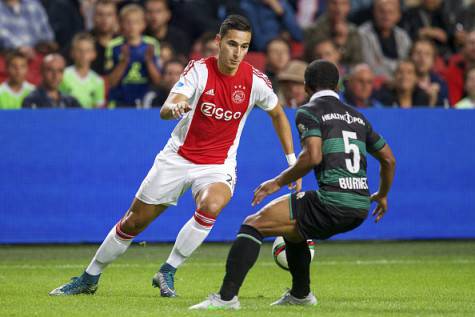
90, 0, 119, 75
305, 0, 363, 67
60, 33, 105, 109
143, 59, 184, 108
0, 51, 34, 109
340, 63, 383, 108
0, 0, 56, 57
276, 59, 307, 108
401, 0, 453, 58
410, 38, 449, 107
376, 60, 431, 108
40, 0, 84, 52
199, 32, 219, 58
358, 0, 411, 79
455, 67, 475, 109
444, 30, 475, 105
22, 54, 81, 108
265, 37, 291, 93
145, 0, 191, 61
240, 0, 303, 51
454, 1, 475, 51
305, 39, 347, 78
105, 4, 161, 107
158, 41, 176, 68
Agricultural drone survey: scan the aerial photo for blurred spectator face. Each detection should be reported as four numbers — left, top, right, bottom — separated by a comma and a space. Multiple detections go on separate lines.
464, 31, 475, 63
159, 43, 174, 66
72, 39, 96, 68
348, 65, 374, 101
411, 41, 435, 76
313, 40, 341, 64
42, 55, 66, 90
120, 9, 146, 39
163, 61, 184, 89
465, 68, 475, 98
6, 55, 28, 85
202, 38, 219, 57
281, 81, 306, 106
395, 61, 417, 92
146, 0, 170, 30
328, 0, 351, 22
94, 2, 118, 34
422, 0, 441, 11
374, 0, 400, 32
266, 39, 290, 73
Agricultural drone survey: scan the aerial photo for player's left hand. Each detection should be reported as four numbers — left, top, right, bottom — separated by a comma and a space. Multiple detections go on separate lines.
252, 179, 281, 206
370, 192, 388, 223
288, 178, 302, 192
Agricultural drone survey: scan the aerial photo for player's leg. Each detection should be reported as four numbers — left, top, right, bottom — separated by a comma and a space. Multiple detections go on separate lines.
190, 194, 301, 310
155, 182, 232, 297
49, 198, 167, 296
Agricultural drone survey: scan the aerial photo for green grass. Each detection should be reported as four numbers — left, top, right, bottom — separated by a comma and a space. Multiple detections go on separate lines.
1, 241, 474, 317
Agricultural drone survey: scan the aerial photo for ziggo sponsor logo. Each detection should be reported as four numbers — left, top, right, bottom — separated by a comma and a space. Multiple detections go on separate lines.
200, 102, 242, 121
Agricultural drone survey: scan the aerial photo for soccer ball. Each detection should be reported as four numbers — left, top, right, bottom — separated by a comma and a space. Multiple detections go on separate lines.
272, 236, 316, 270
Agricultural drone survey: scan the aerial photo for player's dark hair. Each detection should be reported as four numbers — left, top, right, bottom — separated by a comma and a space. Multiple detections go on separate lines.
305, 59, 340, 92
219, 15, 252, 38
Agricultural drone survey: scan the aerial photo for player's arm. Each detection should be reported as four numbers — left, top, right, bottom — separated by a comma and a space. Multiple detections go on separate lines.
160, 92, 192, 120
369, 144, 396, 223
266, 104, 302, 191
252, 136, 322, 206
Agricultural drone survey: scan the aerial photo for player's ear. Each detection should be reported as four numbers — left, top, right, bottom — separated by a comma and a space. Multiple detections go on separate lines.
215, 34, 221, 46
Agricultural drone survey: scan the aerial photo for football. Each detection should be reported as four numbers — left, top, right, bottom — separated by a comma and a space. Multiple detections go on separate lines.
272, 236, 316, 270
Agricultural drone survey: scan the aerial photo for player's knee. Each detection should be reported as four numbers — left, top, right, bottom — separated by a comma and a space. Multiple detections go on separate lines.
196, 201, 223, 218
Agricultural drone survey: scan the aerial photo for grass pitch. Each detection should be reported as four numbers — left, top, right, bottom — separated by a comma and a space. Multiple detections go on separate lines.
1, 241, 474, 317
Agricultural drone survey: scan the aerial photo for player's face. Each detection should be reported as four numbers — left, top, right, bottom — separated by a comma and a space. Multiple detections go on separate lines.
72, 40, 96, 67
217, 30, 251, 73
7, 57, 28, 84
121, 12, 146, 39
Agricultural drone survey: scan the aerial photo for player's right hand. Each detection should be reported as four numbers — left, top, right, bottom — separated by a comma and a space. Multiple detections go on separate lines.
370, 192, 388, 223
171, 102, 192, 119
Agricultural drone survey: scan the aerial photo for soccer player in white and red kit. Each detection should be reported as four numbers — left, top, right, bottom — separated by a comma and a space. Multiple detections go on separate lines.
49, 15, 301, 297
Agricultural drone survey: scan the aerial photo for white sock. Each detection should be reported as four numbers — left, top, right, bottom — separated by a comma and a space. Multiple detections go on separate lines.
86, 222, 134, 276
166, 209, 216, 269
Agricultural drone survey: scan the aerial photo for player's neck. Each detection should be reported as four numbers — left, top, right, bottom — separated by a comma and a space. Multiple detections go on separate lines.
217, 57, 238, 76
7, 80, 23, 92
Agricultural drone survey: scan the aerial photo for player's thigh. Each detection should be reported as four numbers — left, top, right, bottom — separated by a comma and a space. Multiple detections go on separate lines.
195, 182, 232, 217
244, 194, 303, 242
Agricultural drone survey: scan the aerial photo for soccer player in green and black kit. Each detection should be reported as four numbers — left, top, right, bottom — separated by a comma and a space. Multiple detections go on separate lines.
190, 60, 396, 310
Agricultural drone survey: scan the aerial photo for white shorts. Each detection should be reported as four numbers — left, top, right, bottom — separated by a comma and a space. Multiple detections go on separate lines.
135, 147, 237, 206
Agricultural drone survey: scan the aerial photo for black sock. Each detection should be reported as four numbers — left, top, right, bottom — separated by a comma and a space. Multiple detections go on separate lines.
285, 238, 311, 299
219, 224, 263, 301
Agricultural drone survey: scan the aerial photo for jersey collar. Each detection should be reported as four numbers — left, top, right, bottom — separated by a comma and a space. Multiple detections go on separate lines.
309, 90, 340, 102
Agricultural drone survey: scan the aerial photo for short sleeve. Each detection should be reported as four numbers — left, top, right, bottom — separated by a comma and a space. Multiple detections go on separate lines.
366, 121, 386, 153
295, 108, 321, 141
252, 71, 278, 111
170, 60, 199, 98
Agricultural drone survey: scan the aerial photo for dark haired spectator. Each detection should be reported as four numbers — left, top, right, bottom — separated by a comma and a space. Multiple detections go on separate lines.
359, 0, 411, 79
240, 0, 303, 52
410, 38, 449, 106
158, 41, 176, 68
305, 39, 346, 78
305, 0, 363, 67
401, 0, 453, 58
198, 32, 219, 58
277, 59, 307, 108
0, 0, 57, 57
340, 63, 383, 108
143, 59, 184, 108
145, 0, 191, 61
444, 30, 475, 105
105, 4, 161, 107
454, 1, 475, 49
40, 0, 84, 53
90, 0, 119, 75
455, 67, 475, 109
265, 37, 291, 92
0, 51, 34, 109
22, 54, 81, 108
376, 60, 431, 108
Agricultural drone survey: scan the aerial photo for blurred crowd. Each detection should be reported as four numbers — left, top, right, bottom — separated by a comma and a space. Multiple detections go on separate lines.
1, 0, 475, 110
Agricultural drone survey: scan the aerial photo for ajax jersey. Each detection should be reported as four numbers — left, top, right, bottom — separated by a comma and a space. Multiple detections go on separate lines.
167, 56, 278, 165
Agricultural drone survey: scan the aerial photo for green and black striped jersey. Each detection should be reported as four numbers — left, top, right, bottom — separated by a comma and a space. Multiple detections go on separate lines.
295, 91, 386, 217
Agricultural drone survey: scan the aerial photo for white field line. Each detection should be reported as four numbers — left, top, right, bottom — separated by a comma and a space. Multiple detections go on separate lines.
0, 259, 474, 270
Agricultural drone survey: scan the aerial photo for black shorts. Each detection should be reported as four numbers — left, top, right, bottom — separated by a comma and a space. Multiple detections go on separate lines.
290, 191, 366, 240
